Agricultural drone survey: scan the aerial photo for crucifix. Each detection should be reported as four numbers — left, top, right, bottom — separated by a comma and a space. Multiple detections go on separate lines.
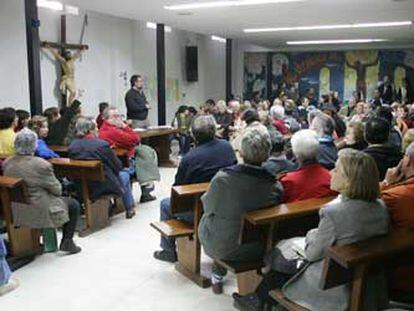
41, 14, 89, 107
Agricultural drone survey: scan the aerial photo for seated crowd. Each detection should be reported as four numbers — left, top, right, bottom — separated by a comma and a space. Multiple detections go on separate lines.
0, 81, 413, 309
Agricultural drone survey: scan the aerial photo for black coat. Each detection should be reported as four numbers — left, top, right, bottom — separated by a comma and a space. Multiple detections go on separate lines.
68, 138, 124, 200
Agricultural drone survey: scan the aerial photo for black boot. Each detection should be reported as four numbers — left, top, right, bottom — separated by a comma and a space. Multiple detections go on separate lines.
59, 239, 82, 255
140, 185, 156, 203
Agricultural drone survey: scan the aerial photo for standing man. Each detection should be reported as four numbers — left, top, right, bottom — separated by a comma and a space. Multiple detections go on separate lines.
125, 75, 150, 128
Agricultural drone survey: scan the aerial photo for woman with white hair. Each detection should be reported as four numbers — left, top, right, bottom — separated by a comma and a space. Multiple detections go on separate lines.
3, 129, 81, 254
198, 125, 283, 294
213, 100, 232, 140
280, 130, 337, 203
270, 105, 289, 135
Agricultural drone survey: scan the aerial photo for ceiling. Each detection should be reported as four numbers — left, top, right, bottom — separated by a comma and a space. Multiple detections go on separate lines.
67, 0, 414, 49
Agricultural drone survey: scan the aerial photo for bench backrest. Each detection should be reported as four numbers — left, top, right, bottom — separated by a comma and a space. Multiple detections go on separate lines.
170, 183, 209, 214
321, 230, 414, 290
49, 158, 104, 181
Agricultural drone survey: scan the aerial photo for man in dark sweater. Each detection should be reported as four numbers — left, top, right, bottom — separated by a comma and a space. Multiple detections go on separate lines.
125, 75, 150, 128
364, 117, 402, 180
154, 115, 237, 263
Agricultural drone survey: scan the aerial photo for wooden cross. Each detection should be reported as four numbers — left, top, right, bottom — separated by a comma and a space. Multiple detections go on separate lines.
41, 14, 88, 107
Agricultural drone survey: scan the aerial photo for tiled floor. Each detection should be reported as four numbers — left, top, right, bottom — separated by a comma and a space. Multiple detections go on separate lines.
0, 167, 237, 311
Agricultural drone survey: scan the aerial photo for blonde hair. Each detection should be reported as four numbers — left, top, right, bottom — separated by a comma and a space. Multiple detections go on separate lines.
28, 115, 47, 135
403, 129, 414, 152
337, 149, 379, 201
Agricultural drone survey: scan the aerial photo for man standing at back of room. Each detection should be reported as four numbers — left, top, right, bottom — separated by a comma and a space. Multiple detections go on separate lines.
125, 75, 150, 128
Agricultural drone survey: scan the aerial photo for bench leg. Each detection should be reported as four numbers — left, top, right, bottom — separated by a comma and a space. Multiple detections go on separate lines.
175, 236, 211, 288
350, 264, 368, 311
79, 197, 110, 237
237, 270, 263, 295
7, 226, 41, 258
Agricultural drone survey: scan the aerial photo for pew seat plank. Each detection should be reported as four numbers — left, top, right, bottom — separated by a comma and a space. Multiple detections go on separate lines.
151, 220, 194, 238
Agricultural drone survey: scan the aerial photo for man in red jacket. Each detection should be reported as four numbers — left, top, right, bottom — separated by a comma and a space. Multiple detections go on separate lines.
99, 106, 156, 202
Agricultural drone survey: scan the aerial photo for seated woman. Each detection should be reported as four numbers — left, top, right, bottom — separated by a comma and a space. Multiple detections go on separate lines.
214, 100, 232, 140
0, 108, 17, 157
280, 129, 337, 203
3, 129, 81, 254
68, 117, 136, 219
338, 121, 368, 151
198, 125, 283, 294
28, 116, 60, 159
234, 149, 389, 311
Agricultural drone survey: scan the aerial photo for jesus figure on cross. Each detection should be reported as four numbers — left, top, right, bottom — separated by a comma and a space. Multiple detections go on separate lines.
44, 44, 87, 104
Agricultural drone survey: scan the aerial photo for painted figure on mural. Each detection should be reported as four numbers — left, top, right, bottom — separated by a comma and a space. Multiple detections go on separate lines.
345, 51, 379, 101
44, 44, 87, 104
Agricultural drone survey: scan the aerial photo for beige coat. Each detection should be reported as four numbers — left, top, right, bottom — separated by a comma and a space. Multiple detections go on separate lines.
3, 156, 69, 228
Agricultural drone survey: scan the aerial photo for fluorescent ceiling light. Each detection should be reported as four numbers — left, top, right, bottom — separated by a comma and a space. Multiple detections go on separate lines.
287, 39, 388, 45
211, 35, 226, 43
165, 0, 303, 10
65, 5, 79, 16
146, 22, 172, 32
37, 0, 63, 11
244, 20, 412, 33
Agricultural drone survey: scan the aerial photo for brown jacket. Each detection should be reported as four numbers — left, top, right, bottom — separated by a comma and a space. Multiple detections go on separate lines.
381, 177, 414, 293
3, 156, 69, 228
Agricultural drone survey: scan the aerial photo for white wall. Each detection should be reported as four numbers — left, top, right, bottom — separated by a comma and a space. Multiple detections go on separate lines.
0, 0, 226, 124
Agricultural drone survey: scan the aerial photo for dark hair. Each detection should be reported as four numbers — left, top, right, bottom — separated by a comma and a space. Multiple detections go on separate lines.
43, 107, 60, 124
99, 102, 109, 114
242, 108, 259, 125
375, 106, 393, 125
365, 117, 390, 144
176, 105, 188, 115
0, 108, 16, 130
205, 99, 216, 107
188, 106, 198, 115
130, 75, 141, 88
16, 109, 30, 131
269, 130, 285, 154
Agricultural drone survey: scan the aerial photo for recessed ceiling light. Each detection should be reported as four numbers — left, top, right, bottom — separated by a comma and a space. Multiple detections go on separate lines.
177, 12, 194, 16
164, 0, 304, 11
211, 35, 226, 43
37, 0, 63, 11
286, 39, 389, 45
244, 20, 412, 33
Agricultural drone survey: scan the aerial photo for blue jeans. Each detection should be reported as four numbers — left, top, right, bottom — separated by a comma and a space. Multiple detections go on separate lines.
160, 197, 194, 252
0, 237, 11, 286
119, 170, 134, 211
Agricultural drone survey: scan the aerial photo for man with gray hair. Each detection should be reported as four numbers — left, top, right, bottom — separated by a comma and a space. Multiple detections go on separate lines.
280, 129, 337, 203
154, 115, 237, 263
380, 141, 414, 294
309, 110, 338, 170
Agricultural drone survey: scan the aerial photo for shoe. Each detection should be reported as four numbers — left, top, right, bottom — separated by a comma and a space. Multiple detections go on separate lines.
126, 210, 136, 219
153, 250, 177, 263
212, 282, 223, 295
232, 293, 263, 311
59, 239, 82, 255
140, 193, 156, 203
0, 278, 19, 297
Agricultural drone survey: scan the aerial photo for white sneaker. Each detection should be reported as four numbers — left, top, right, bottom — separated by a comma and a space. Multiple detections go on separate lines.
0, 278, 20, 296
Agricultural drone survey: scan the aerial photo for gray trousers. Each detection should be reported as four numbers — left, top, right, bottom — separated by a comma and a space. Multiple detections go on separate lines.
131, 119, 150, 129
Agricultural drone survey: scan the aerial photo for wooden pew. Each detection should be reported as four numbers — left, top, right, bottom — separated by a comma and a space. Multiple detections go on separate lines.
223, 196, 336, 295
270, 231, 414, 311
49, 158, 110, 236
151, 182, 210, 287
0, 176, 42, 258
49, 145, 130, 168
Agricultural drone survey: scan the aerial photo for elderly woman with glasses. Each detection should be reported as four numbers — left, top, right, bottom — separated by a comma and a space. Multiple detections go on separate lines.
234, 149, 389, 311
198, 125, 283, 294
2, 129, 81, 254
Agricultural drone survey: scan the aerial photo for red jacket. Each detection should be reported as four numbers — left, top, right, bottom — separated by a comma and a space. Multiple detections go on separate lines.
99, 121, 140, 157
280, 163, 337, 203
96, 114, 105, 129
272, 119, 289, 135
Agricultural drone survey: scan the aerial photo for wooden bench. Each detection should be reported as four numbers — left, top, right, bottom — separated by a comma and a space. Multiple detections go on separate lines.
49, 158, 112, 236
270, 231, 414, 310
226, 196, 336, 295
0, 176, 42, 259
151, 182, 210, 287
49, 145, 130, 168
